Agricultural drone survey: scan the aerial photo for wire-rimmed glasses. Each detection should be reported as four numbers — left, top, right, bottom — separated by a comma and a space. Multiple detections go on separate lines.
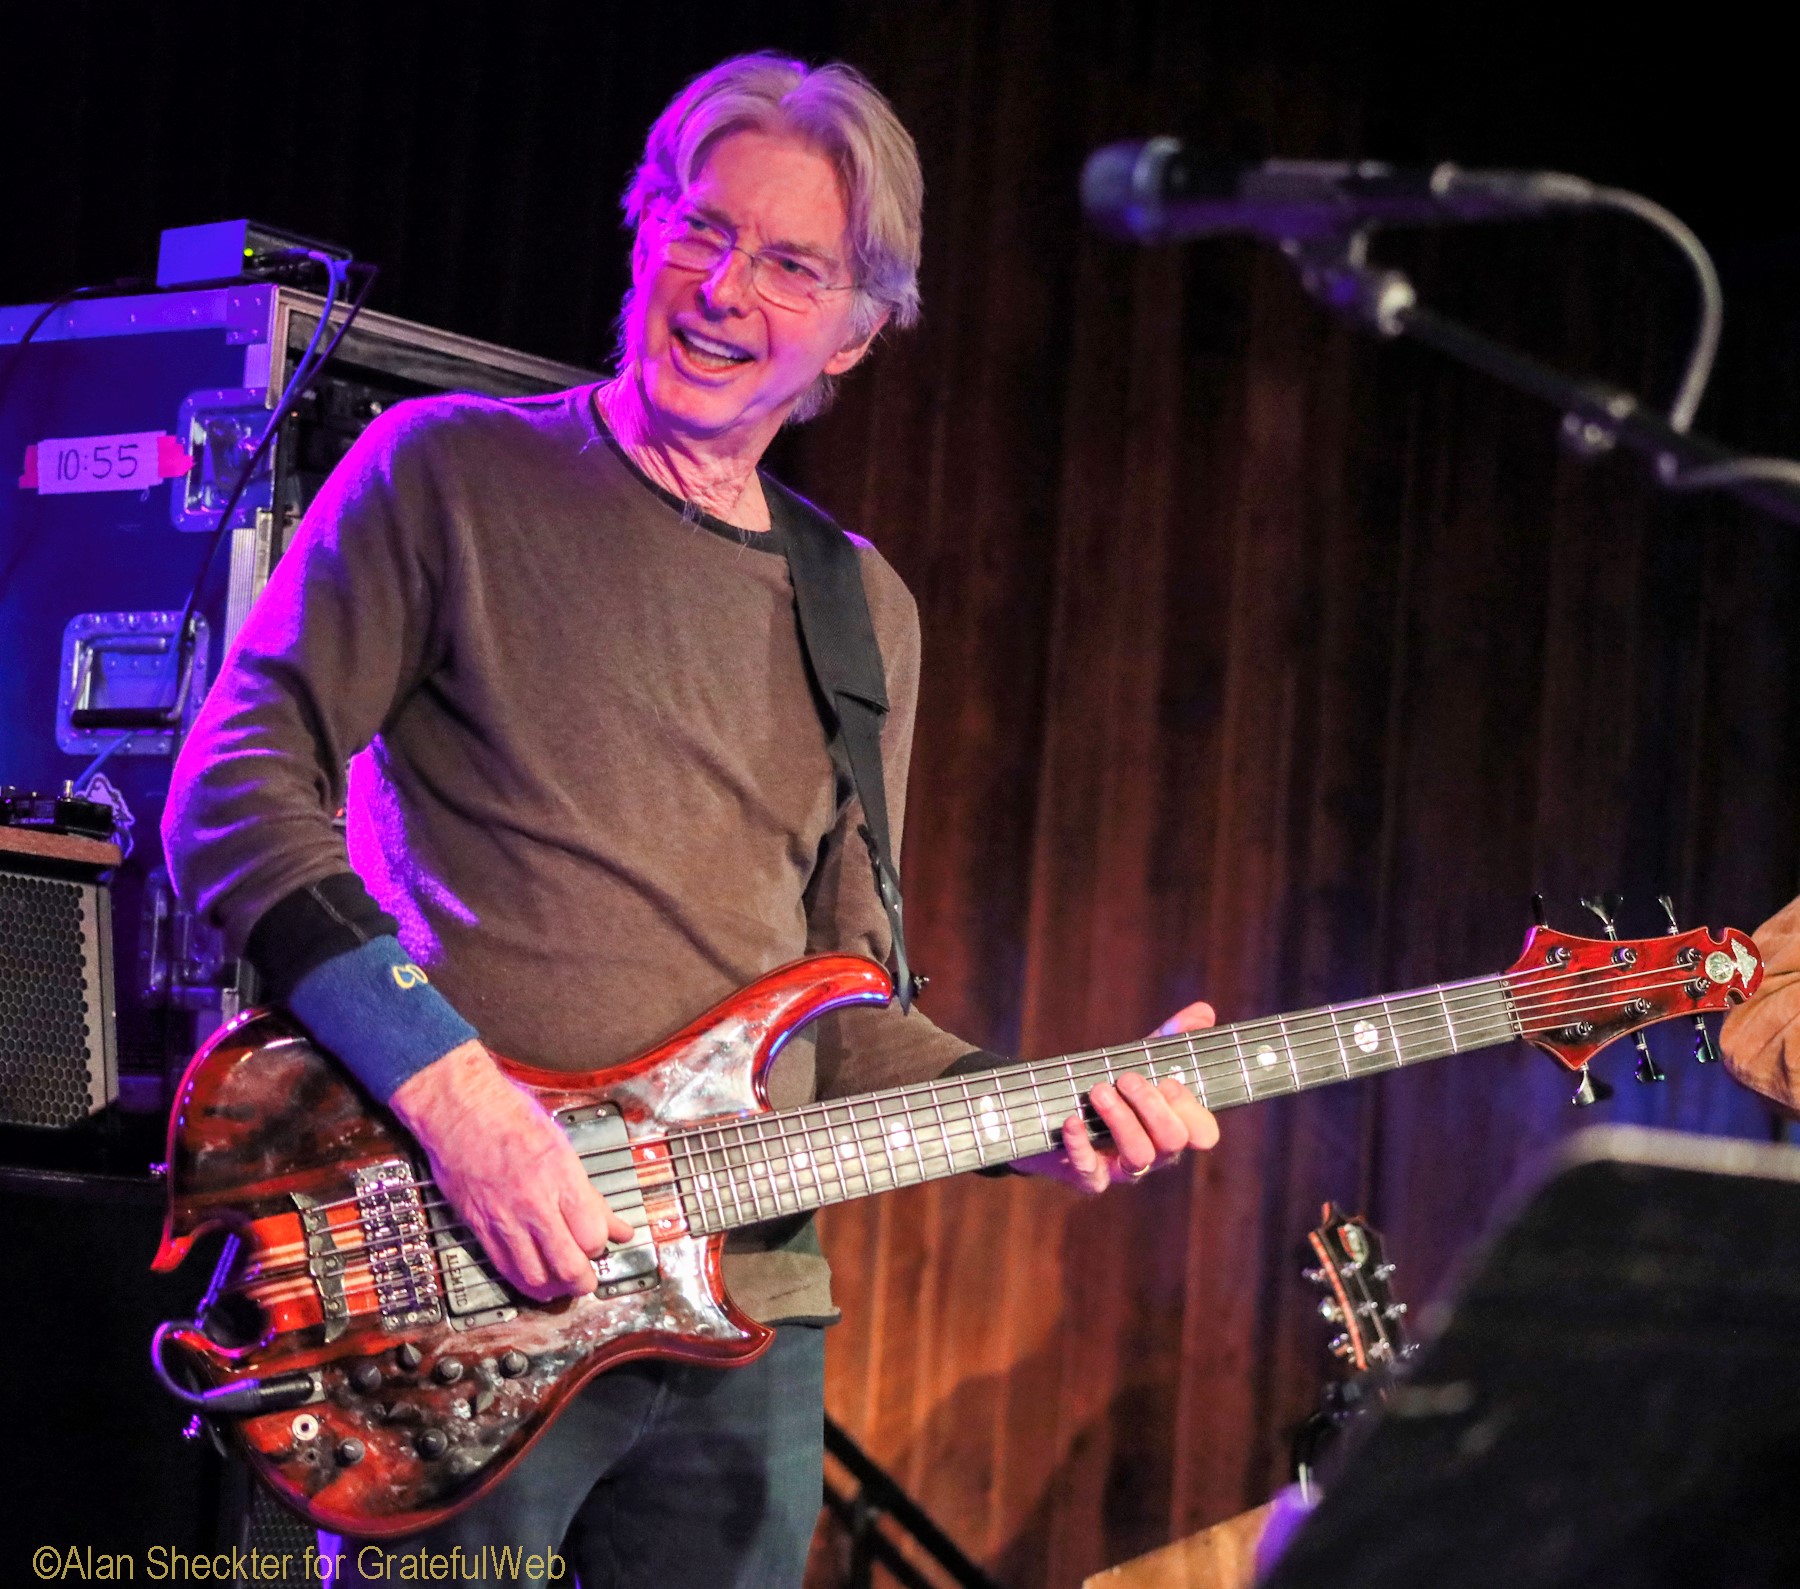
653, 207, 856, 314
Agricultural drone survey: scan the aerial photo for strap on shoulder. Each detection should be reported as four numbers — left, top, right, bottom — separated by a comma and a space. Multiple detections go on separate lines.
767, 477, 921, 1012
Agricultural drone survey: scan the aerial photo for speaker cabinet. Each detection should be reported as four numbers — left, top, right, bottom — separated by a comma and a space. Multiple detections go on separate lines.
0, 864, 117, 1127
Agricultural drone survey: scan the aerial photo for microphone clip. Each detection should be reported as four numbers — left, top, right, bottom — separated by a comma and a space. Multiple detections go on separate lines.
1283, 232, 1417, 338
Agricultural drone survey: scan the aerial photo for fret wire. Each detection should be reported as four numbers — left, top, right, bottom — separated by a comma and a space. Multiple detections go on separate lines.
803, 1108, 833, 1207
801, 1107, 837, 1202
930, 1086, 964, 1173
1181, 1030, 1211, 1107
776, 1107, 826, 1212
925, 1087, 953, 1176
810, 1103, 843, 1201
744, 1121, 778, 1216
675, 1141, 715, 1237
1231, 1026, 1253, 1101
847, 1098, 877, 1196
1276, 1015, 1302, 1093
1324, 1003, 1351, 1080
982, 1074, 1019, 1161
902, 1092, 930, 1185
1436, 984, 1459, 1049
870, 1094, 901, 1194
999, 1073, 1023, 1159
954, 1077, 985, 1168
861, 1097, 882, 1191
769, 1120, 802, 1216
800, 1105, 835, 1203
769, 1112, 808, 1214
1383, 998, 1404, 1069
748, 1119, 781, 1219
1026, 1069, 1050, 1145
699, 1131, 732, 1234
717, 1131, 746, 1230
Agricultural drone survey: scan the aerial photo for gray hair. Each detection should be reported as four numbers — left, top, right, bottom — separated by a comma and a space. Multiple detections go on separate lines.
619, 52, 923, 420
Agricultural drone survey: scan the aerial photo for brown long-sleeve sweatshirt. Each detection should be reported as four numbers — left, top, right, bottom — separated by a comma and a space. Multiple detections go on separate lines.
161, 383, 977, 1321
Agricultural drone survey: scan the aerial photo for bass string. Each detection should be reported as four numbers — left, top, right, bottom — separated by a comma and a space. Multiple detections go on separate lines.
671, 967, 1712, 1172
259, 959, 1721, 1232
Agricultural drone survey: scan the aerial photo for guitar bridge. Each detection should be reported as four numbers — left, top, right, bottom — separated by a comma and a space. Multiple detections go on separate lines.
293, 1192, 349, 1343
353, 1160, 445, 1331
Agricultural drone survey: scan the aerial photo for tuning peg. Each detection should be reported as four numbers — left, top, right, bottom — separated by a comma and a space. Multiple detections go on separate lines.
1633, 1032, 1666, 1083
1660, 896, 1721, 1063
1327, 1334, 1355, 1360
1318, 1299, 1343, 1323
1531, 893, 1550, 928
1580, 894, 1623, 939
1572, 1065, 1615, 1106
1301, 1266, 1330, 1286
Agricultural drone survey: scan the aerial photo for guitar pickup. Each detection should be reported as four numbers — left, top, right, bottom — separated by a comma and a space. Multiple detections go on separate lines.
558, 1103, 659, 1299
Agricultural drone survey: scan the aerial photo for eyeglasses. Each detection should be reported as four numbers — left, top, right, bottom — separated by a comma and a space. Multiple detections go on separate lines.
653, 208, 855, 314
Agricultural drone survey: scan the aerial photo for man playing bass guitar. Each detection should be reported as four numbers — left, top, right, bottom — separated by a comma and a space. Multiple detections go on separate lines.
164, 52, 1218, 1589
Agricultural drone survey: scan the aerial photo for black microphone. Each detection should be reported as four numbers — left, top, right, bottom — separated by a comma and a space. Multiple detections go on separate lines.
1081, 141, 1597, 244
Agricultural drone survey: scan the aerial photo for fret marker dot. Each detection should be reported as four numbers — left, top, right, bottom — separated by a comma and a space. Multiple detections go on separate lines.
978, 1096, 1003, 1143
793, 1153, 810, 1170
888, 1124, 912, 1151
838, 1141, 856, 1160
1352, 1019, 1380, 1055
696, 1174, 712, 1190
1254, 1044, 1278, 1068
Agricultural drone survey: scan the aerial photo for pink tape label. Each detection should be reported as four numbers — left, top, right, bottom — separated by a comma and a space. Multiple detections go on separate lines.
20, 431, 194, 493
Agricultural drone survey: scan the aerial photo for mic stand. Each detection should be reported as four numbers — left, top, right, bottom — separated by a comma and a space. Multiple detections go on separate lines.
1284, 233, 1800, 527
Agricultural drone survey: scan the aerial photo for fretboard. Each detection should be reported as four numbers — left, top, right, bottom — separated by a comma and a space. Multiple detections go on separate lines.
664, 974, 1518, 1236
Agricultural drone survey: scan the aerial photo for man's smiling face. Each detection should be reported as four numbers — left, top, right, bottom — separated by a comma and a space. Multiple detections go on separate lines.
623, 128, 874, 451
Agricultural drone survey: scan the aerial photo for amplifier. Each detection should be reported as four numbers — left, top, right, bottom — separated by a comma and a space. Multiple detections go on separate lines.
0, 862, 116, 1126
1, 268, 593, 1123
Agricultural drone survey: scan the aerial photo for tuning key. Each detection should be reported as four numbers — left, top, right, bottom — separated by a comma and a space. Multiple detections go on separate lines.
1633, 1033, 1665, 1083
1572, 1065, 1615, 1106
1580, 893, 1623, 939
1531, 893, 1550, 929
1661, 895, 1720, 1063
1301, 1266, 1330, 1287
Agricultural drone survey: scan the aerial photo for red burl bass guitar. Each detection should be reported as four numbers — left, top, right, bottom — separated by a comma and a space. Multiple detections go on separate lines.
153, 910, 1761, 1536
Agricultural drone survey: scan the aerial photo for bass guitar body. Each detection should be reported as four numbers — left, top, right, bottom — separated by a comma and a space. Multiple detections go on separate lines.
153, 954, 892, 1538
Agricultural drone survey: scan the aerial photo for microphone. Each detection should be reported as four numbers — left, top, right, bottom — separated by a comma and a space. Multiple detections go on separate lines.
1081, 140, 1597, 244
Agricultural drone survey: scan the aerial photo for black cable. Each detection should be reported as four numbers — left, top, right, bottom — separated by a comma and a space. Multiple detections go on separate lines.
0, 277, 149, 423
166, 260, 381, 694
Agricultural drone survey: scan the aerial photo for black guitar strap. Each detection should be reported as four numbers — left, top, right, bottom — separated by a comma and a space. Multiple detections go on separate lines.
766, 477, 921, 1013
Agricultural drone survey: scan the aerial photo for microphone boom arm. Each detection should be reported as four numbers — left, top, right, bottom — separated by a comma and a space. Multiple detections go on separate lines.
1284, 231, 1800, 527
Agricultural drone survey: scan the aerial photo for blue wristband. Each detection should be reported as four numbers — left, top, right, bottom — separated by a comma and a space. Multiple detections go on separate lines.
284, 936, 479, 1103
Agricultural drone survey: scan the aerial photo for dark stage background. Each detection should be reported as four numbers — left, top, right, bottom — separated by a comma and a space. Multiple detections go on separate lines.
5, 3, 1800, 1584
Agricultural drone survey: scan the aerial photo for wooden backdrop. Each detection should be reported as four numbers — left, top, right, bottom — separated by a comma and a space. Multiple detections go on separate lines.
6, 3, 1800, 1584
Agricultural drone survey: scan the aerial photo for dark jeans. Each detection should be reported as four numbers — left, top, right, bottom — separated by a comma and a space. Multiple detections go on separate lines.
323, 1325, 826, 1589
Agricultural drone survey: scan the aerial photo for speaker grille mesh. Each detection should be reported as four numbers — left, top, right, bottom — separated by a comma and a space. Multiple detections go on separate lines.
0, 868, 116, 1126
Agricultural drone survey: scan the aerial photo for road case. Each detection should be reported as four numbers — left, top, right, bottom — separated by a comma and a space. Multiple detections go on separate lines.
0, 282, 593, 1120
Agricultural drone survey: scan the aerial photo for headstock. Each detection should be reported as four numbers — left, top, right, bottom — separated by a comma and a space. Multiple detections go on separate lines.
1505, 896, 1760, 1102
1301, 1202, 1411, 1377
